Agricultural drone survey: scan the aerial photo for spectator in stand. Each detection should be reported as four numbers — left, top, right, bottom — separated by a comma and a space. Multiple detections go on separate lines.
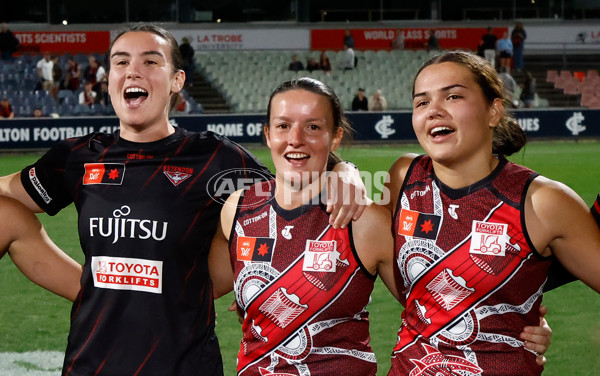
319, 51, 332, 74
520, 71, 537, 108
95, 60, 107, 83
497, 31, 514, 74
479, 26, 498, 69
52, 55, 62, 83
391, 29, 404, 50
50, 55, 63, 98
179, 37, 195, 87
78, 81, 97, 107
288, 54, 304, 72
511, 22, 527, 72
368, 89, 388, 111
32, 107, 45, 118
341, 43, 355, 72
95, 78, 110, 107
351, 87, 368, 111
343, 30, 355, 49
426, 29, 440, 51
306, 56, 320, 72
0, 97, 15, 119
498, 66, 519, 107
83, 56, 106, 86
0, 22, 20, 61
63, 57, 81, 91
36, 52, 55, 92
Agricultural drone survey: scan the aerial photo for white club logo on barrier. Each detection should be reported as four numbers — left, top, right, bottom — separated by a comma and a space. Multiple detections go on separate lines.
566, 112, 586, 136
374, 115, 395, 139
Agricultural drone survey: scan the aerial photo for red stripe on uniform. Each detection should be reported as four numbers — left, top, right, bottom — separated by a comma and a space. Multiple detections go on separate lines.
133, 339, 160, 376
65, 310, 105, 375
183, 141, 223, 195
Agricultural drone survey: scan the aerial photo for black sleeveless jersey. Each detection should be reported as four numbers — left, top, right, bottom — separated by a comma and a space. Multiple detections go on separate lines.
21, 127, 270, 376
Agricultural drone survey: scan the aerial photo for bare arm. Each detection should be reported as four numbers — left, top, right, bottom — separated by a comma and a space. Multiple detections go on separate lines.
382, 154, 417, 212
0, 172, 43, 213
526, 177, 600, 293
352, 201, 400, 302
1, 196, 81, 301
326, 161, 368, 229
208, 191, 241, 299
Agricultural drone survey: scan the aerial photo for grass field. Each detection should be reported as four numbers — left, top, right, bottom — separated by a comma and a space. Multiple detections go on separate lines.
0, 139, 599, 375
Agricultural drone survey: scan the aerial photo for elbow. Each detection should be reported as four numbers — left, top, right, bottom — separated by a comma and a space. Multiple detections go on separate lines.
213, 283, 233, 300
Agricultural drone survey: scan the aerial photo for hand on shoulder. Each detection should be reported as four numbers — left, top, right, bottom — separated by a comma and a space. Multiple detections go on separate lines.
383, 153, 419, 211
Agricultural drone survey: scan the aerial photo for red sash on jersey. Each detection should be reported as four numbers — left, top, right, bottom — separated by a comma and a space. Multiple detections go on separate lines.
394, 203, 531, 353
238, 226, 356, 372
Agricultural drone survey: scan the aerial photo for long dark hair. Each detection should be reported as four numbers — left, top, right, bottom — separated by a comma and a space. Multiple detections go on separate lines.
266, 77, 353, 169
413, 50, 526, 156
108, 23, 184, 111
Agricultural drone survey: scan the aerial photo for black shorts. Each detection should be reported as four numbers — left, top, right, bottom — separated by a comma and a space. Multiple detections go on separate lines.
499, 51, 512, 59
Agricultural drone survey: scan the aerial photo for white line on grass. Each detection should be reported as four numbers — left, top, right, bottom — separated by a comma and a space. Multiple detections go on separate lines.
0, 351, 63, 376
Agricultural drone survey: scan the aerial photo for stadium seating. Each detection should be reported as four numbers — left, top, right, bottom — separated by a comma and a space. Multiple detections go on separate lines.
57, 90, 76, 104
0, 50, 589, 117
196, 49, 431, 113
545, 70, 558, 85
546, 69, 600, 108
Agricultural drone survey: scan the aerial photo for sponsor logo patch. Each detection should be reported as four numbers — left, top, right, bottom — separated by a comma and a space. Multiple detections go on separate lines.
89, 205, 169, 244
92, 256, 163, 293
163, 165, 193, 186
83, 163, 125, 185
398, 208, 441, 240
469, 221, 507, 257
237, 236, 275, 262
448, 204, 460, 220
163, 170, 192, 186
28, 167, 52, 204
302, 240, 338, 272
281, 225, 294, 240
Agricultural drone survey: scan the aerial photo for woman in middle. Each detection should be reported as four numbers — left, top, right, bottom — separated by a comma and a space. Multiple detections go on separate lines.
210, 77, 396, 375
209, 77, 551, 375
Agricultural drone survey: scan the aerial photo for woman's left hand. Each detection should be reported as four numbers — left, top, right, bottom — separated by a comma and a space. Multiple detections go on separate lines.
520, 305, 552, 365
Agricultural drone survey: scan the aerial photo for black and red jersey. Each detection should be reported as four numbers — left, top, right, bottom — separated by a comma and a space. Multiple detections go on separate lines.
390, 156, 551, 376
21, 127, 270, 376
230, 180, 377, 376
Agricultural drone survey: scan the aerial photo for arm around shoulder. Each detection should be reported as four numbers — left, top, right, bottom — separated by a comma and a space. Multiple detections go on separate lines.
0, 172, 43, 213
382, 153, 418, 212
1, 196, 81, 301
209, 190, 242, 299
352, 201, 400, 302
526, 177, 600, 293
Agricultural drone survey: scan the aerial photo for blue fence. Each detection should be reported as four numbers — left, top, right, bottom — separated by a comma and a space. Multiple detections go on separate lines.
0, 109, 597, 150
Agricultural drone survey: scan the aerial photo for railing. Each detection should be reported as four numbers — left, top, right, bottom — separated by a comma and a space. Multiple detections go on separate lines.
319, 8, 422, 22
526, 42, 600, 69
462, 7, 541, 20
